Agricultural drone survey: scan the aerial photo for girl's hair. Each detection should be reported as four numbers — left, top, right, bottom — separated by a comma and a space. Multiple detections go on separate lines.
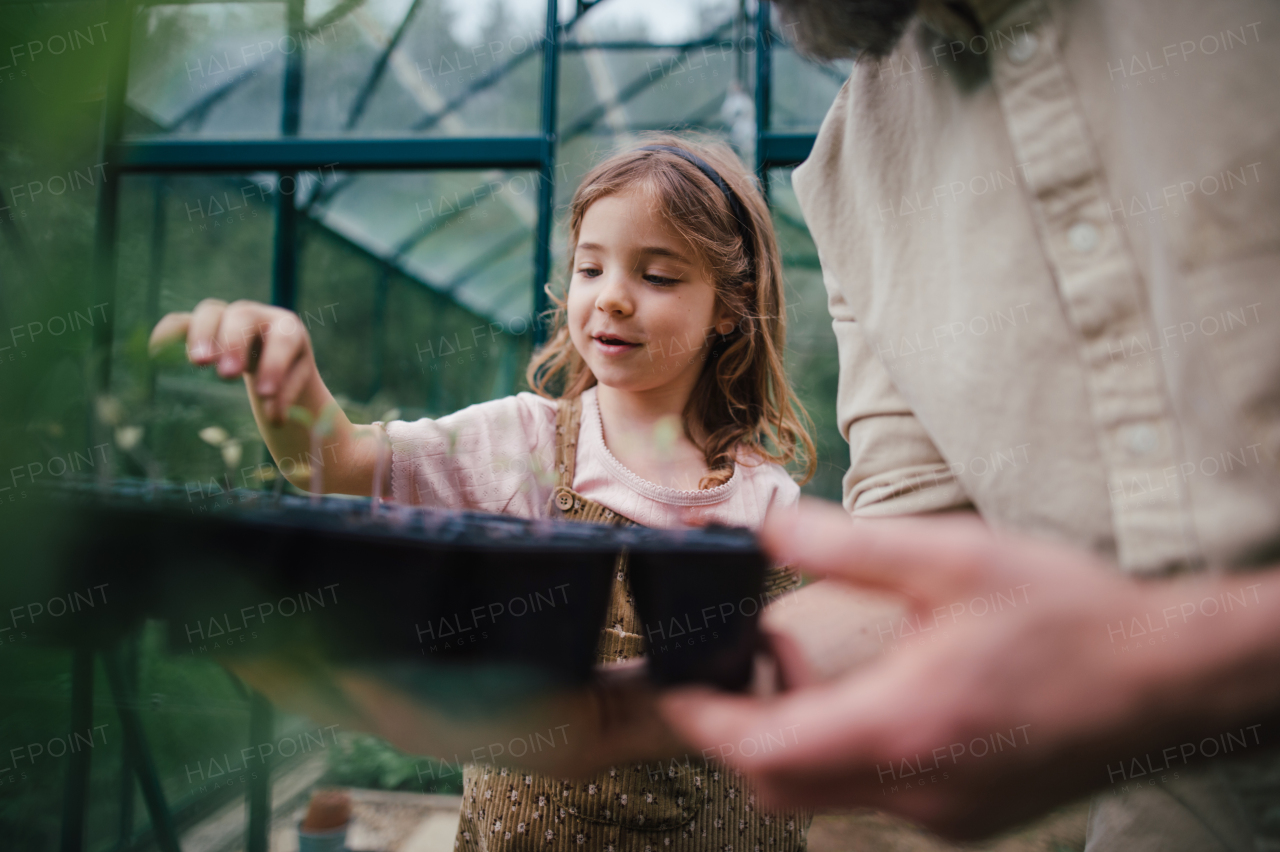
526, 133, 815, 488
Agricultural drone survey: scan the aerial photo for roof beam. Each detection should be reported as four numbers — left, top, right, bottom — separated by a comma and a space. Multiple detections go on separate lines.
108, 137, 546, 172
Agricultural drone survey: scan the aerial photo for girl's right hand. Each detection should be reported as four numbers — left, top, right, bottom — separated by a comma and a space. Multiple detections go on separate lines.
150, 298, 318, 425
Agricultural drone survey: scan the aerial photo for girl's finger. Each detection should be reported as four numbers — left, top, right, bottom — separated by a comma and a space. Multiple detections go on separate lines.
215, 301, 268, 378
271, 351, 312, 425
254, 311, 308, 397
149, 312, 192, 356
186, 298, 228, 364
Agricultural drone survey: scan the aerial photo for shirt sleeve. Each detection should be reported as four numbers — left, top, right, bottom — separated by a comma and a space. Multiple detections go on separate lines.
827, 278, 973, 517
790, 85, 973, 520
771, 469, 802, 512
382, 392, 558, 517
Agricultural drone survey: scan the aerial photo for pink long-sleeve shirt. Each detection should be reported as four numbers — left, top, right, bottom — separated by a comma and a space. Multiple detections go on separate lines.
384, 386, 800, 528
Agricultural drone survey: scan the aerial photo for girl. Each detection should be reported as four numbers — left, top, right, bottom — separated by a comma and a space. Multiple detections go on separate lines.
151, 134, 815, 851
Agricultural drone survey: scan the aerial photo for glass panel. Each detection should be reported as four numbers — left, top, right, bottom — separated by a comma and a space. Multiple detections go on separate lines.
301, 0, 545, 137
558, 6, 749, 145
770, 169, 842, 500
559, 43, 741, 138
568, 0, 736, 39
769, 44, 851, 132
111, 173, 276, 488
296, 218, 383, 405
555, 8, 755, 272
301, 237, 536, 418
132, 622, 255, 833
303, 169, 537, 417
380, 270, 534, 419
311, 170, 537, 322
124, 3, 286, 138
0, 635, 260, 850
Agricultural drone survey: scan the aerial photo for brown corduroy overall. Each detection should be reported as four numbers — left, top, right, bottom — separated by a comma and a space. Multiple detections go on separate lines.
453, 396, 811, 852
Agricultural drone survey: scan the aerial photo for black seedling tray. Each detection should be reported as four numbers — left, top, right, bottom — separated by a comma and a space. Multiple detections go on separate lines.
1, 479, 767, 697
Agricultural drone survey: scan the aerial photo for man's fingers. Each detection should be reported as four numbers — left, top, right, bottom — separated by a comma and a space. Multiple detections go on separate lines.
658, 677, 896, 781
186, 298, 228, 364
657, 686, 836, 810
761, 626, 817, 691
760, 498, 997, 603
149, 312, 192, 356
657, 687, 766, 759
658, 680, 860, 769
762, 580, 899, 684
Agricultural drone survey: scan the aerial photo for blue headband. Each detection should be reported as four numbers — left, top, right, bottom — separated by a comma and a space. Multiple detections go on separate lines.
637, 144, 757, 283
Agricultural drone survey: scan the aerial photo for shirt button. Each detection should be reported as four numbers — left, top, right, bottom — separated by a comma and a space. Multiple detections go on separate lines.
1068, 221, 1099, 254
1007, 31, 1039, 65
1124, 424, 1159, 457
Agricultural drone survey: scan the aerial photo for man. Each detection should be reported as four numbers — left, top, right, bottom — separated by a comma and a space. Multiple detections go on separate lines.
660, 0, 1280, 848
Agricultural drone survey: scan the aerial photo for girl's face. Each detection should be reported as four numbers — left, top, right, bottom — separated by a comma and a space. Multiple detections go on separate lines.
568, 188, 731, 398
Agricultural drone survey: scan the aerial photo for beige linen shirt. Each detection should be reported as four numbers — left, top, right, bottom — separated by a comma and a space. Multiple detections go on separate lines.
792, 0, 1280, 575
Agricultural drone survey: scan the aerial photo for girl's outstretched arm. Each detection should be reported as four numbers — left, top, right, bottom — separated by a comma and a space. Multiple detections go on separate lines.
150, 298, 389, 497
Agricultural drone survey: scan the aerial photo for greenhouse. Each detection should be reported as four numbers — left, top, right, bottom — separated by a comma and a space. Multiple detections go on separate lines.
1, 1, 858, 849
6, 0, 1270, 850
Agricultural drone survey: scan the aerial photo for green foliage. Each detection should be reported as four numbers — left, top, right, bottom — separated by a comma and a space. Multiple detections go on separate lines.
323, 733, 463, 795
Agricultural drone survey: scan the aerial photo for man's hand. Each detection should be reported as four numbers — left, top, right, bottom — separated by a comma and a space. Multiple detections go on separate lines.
659, 498, 1280, 839
761, 578, 905, 688
226, 655, 689, 778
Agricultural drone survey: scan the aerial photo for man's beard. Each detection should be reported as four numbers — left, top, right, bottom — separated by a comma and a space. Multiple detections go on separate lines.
769, 0, 919, 60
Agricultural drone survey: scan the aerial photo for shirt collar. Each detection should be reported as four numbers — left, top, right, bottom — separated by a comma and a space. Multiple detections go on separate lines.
917, 0, 1024, 39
